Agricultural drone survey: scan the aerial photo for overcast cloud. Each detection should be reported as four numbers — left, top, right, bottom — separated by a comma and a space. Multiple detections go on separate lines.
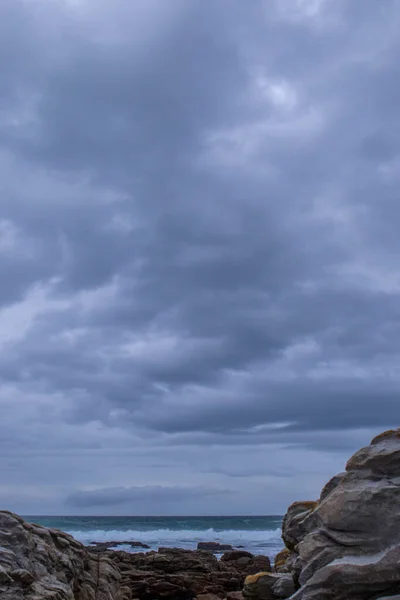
0, 0, 399, 516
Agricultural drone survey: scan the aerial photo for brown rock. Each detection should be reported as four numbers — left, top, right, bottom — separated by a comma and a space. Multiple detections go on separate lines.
110, 546, 251, 599
236, 557, 252, 567
243, 572, 286, 600
244, 571, 296, 599
221, 551, 254, 562
227, 592, 245, 600
246, 556, 273, 577
197, 542, 234, 552
371, 429, 400, 444
273, 548, 291, 573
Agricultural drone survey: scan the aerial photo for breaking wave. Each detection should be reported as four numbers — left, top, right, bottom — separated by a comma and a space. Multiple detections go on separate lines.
66, 527, 283, 556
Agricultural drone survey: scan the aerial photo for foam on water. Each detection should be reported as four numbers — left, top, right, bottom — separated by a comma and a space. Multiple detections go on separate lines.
25, 516, 284, 559
66, 527, 283, 557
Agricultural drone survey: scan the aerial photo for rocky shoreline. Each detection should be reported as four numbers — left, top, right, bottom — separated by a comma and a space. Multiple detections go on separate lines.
1, 428, 399, 599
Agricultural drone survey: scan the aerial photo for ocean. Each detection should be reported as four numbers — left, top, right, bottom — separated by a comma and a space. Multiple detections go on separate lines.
24, 516, 284, 559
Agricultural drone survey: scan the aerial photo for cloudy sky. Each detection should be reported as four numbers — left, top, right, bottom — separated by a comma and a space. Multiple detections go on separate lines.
1, 0, 399, 516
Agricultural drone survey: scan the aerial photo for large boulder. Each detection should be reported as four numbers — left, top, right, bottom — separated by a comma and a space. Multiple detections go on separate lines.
281, 501, 318, 552
0, 510, 123, 599
289, 429, 400, 600
243, 572, 296, 600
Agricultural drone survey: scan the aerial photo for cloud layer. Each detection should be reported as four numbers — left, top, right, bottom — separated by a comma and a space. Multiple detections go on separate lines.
1, 0, 399, 514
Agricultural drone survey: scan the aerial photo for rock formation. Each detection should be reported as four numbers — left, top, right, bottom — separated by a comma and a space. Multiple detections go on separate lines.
110, 546, 271, 599
0, 510, 123, 599
0, 510, 270, 599
244, 428, 400, 600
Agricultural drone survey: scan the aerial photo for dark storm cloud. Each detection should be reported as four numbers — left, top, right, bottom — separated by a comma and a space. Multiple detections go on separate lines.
1, 0, 400, 513
67, 485, 233, 508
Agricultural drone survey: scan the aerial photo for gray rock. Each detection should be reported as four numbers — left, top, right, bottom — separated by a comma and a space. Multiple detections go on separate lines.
197, 541, 233, 552
244, 572, 296, 600
281, 501, 318, 551
244, 573, 281, 600
0, 564, 12, 584
0, 510, 121, 599
10, 569, 35, 586
271, 574, 296, 598
289, 429, 400, 600
222, 550, 254, 562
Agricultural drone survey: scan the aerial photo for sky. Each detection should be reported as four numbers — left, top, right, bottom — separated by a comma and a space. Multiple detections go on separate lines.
1, 0, 399, 516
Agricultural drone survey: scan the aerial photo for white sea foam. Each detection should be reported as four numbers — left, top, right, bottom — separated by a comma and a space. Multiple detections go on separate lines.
66, 527, 283, 557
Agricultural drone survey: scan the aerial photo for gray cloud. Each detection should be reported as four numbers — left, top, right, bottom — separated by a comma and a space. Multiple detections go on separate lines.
67, 485, 233, 509
0, 0, 399, 514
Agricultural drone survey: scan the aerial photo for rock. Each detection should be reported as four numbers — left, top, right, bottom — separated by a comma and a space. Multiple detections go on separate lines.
248, 556, 273, 576
0, 565, 12, 584
287, 429, 400, 599
197, 594, 223, 600
197, 542, 234, 552
0, 510, 121, 599
145, 552, 173, 571
220, 551, 271, 577
319, 473, 345, 502
110, 546, 254, 598
243, 572, 277, 600
281, 501, 318, 552
273, 548, 291, 572
10, 568, 35, 586
236, 557, 252, 567
243, 572, 297, 600
227, 592, 245, 600
243, 572, 295, 599
271, 574, 296, 598
222, 551, 254, 562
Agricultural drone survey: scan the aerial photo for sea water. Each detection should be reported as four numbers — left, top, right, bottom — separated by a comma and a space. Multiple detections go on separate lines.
24, 515, 284, 559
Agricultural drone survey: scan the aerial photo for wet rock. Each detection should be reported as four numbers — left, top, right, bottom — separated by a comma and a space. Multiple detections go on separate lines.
197, 542, 234, 552
222, 551, 254, 562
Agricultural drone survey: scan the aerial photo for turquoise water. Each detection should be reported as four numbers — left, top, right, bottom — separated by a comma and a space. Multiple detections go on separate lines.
24, 515, 284, 558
